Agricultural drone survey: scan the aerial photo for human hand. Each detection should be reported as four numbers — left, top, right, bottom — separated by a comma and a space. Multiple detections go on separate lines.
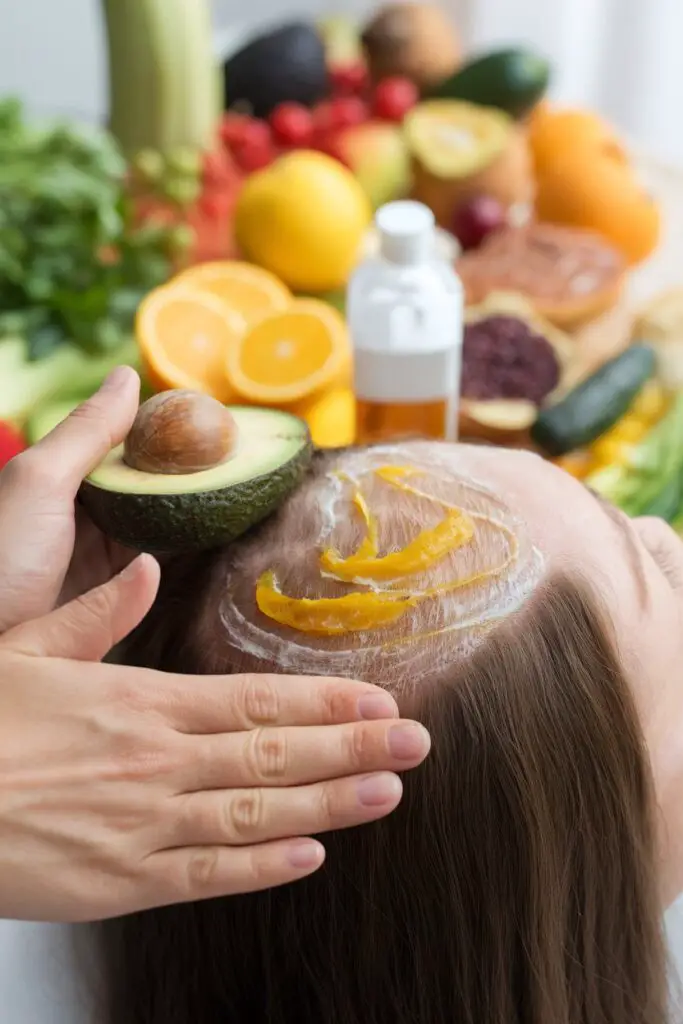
0, 570, 429, 922
0, 366, 141, 631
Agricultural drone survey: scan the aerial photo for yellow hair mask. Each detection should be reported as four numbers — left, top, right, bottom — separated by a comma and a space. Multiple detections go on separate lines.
256, 466, 514, 635
320, 467, 475, 582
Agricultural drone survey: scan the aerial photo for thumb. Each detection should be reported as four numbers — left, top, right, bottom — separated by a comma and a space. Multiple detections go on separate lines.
3, 554, 160, 661
14, 365, 140, 503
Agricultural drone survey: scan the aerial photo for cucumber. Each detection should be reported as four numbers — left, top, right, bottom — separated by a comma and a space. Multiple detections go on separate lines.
428, 48, 551, 120
530, 344, 656, 457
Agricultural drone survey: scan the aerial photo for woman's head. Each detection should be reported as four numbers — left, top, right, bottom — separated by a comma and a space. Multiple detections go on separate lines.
104, 441, 681, 1024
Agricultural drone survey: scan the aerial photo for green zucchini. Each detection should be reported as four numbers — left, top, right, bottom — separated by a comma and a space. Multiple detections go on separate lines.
530, 344, 656, 457
428, 48, 551, 120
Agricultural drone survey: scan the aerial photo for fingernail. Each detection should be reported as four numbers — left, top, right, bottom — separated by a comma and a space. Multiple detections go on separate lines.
119, 556, 142, 581
287, 839, 325, 870
388, 723, 431, 761
357, 693, 399, 720
100, 366, 135, 393
357, 772, 402, 807
120, 553, 158, 582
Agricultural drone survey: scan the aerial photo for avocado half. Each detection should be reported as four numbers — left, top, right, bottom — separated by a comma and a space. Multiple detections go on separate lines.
30, 403, 312, 553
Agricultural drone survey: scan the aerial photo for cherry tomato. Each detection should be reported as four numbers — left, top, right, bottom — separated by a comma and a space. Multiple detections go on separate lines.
199, 192, 233, 220
372, 77, 419, 122
220, 115, 271, 153
330, 62, 369, 97
219, 113, 250, 149
269, 103, 315, 147
313, 96, 368, 136
313, 132, 351, 168
202, 150, 234, 188
232, 136, 277, 173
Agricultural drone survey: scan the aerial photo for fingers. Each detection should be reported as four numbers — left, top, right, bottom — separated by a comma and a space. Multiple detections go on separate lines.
58, 506, 136, 606
151, 671, 401, 734
169, 772, 403, 849
183, 719, 431, 791
146, 838, 327, 905
3, 554, 160, 660
4, 366, 139, 502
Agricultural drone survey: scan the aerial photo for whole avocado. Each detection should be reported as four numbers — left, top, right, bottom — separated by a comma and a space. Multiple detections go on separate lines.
429, 48, 551, 120
223, 22, 329, 118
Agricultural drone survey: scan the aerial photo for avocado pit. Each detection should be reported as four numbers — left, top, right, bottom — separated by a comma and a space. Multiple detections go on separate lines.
123, 390, 239, 475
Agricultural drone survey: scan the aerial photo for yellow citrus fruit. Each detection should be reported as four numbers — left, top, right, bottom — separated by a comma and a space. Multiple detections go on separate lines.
295, 387, 357, 448
234, 151, 372, 292
225, 299, 351, 404
172, 260, 291, 324
136, 287, 245, 402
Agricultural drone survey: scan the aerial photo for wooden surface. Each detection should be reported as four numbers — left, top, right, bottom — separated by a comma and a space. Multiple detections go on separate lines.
570, 155, 683, 382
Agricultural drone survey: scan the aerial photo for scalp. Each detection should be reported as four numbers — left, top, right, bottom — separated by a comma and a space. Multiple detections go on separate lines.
196, 442, 545, 690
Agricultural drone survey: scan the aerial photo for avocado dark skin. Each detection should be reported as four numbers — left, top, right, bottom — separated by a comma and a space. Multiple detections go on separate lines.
223, 22, 329, 118
79, 440, 313, 555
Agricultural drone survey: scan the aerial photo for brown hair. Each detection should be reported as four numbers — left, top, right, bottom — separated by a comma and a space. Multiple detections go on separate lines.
100, 447, 668, 1024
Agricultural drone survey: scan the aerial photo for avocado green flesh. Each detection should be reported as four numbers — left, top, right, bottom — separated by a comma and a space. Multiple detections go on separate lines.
89, 407, 307, 495
77, 405, 312, 553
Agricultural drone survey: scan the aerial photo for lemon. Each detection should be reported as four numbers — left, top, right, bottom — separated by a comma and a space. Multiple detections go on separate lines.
234, 151, 372, 293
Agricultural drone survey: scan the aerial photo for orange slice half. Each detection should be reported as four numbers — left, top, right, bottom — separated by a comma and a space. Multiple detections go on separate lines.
225, 299, 351, 404
136, 287, 246, 402
173, 260, 292, 324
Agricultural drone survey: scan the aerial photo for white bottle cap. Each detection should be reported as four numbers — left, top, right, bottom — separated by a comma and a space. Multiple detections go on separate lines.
376, 200, 435, 265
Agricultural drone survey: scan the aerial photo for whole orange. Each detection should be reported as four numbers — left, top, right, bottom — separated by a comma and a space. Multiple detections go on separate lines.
529, 106, 660, 265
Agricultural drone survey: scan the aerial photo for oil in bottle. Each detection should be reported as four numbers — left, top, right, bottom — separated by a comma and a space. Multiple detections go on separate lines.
347, 201, 464, 444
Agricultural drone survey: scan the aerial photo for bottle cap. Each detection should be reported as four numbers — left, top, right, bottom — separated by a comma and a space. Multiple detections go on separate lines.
376, 201, 435, 265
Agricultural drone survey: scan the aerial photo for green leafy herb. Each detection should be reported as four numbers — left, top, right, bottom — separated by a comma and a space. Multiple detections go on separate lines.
0, 98, 190, 359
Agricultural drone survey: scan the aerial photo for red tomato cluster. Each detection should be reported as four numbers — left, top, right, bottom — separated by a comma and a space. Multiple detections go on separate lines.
219, 66, 419, 175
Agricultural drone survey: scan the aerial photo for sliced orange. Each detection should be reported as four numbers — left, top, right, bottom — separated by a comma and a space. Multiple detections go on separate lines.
136, 286, 246, 402
225, 299, 351, 404
173, 260, 292, 324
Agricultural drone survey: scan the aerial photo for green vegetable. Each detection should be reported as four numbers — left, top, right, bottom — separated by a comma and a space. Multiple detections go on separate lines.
586, 391, 683, 519
102, 0, 219, 157
428, 48, 551, 120
62, 406, 313, 553
0, 99, 183, 360
530, 345, 656, 457
0, 335, 141, 426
